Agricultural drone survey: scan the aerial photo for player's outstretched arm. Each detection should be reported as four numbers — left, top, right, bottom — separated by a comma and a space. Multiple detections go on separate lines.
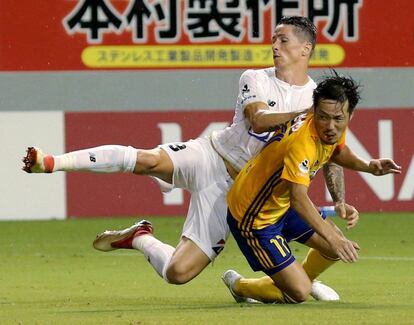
244, 102, 309, 133
331, 145, 402, 175
367, 159, 402, 176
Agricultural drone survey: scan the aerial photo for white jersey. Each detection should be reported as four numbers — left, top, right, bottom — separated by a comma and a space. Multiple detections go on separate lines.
211, 67, 316, 172
156, 67, 316, 260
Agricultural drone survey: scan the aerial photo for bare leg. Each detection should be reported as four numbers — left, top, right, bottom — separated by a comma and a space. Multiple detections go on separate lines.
28, 145, 211, 284
39, 144, 212, 284
95, 222, 211, 284
271, 261, 312, 302
133, 148, 174, 184
132, 234, 210, 284
165, 237, 211, 284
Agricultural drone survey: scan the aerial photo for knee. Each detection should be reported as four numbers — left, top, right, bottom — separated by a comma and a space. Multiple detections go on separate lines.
165, 262, 193, 285
290, 289, 310, 303
287, 283, 312, 303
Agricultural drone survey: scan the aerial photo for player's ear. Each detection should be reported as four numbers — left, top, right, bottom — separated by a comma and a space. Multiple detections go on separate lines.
302, 42, 312, 57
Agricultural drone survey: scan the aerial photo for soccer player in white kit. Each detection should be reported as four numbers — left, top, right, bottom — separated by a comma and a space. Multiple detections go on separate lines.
23, 16, 357, 301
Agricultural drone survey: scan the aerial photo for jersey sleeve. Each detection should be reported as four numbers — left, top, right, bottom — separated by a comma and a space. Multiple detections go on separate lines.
281, 138, 316, 187
238, 69, 267, 110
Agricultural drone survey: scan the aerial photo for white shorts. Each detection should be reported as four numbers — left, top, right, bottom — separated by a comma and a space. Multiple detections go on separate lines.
159, 137, 232, 260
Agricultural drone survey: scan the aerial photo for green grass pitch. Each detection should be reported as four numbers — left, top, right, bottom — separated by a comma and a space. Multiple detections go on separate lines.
1, 213, 413, 324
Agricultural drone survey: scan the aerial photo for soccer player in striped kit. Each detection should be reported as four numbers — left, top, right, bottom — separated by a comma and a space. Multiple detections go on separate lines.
222, 72, 401, 304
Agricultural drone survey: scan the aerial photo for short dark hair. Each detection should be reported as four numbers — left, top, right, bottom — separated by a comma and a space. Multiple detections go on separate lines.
277, 16, 317, 51
313, 70, 361, 115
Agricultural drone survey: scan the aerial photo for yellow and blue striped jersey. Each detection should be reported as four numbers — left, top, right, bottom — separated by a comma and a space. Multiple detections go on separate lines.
227, 112, 346, 230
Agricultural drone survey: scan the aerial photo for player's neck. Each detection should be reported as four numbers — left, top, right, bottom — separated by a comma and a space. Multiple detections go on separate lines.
275, 65, 309, 86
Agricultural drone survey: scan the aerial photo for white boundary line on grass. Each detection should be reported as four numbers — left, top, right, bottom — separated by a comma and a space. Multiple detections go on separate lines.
358, 256, 414, 261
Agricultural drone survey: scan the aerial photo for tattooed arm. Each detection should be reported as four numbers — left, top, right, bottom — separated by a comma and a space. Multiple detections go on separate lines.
323, 162, 359, 229
323, 162, 345, 203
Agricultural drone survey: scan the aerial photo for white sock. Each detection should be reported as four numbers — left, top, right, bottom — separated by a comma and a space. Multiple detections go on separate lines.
52, 145, 137, 173
132, 235, 175, 282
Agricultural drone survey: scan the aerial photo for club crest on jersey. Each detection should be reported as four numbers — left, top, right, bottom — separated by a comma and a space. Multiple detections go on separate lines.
299, 159, 309, 174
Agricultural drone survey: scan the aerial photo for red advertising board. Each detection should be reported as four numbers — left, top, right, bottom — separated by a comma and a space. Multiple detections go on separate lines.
2, 1, 414, 70
65, 109, 414, 218
65, 111, 232, 217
